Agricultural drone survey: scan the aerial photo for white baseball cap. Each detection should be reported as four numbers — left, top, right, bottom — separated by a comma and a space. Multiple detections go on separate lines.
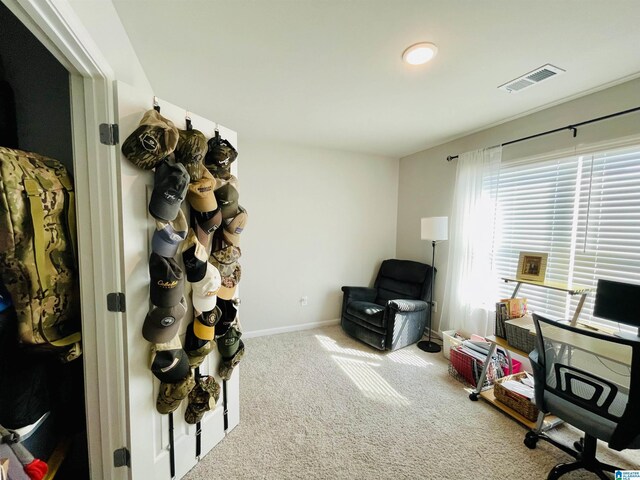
192, 262, 221, 313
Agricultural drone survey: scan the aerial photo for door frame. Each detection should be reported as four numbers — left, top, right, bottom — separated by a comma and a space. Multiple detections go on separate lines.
2, 1, 127, 478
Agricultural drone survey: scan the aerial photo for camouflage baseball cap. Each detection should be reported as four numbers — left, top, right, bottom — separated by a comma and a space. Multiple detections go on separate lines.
221, 206, 248, 247
185, 375, 220, 424
204, 133, 237, 170
219, 339, 245, 381
184, 320, 213, 368
156, 369, 196, 414
214, 183, 239, 220
210, 239, 241, 300
149, 160, 190, 222
152, 208, 188, 258
122, 109, 179, 170
175, 129, 207, 181
142, 295, 187, 344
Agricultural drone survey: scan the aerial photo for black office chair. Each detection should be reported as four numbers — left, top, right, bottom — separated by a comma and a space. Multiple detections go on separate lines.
340, 259, 433, 351
524, 312, 640, 479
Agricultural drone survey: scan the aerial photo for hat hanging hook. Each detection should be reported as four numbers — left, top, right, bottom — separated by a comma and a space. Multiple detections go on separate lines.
153, 96, 160, 112
186, 111, 193, 131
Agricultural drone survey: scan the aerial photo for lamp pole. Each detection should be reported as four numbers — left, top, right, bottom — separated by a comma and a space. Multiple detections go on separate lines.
418, 240, 441, 353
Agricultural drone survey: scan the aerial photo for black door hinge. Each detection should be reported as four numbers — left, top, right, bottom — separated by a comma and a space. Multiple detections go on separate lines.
100, 123, 119, 145
113, 447, 130, 468
107, 292, 126, 313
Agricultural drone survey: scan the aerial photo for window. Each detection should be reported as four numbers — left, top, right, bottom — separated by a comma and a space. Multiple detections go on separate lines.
491, 143, 640, 333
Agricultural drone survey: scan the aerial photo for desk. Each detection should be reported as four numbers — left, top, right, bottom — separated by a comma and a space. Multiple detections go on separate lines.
502, 277, 593, 326
542, 323, 633, 366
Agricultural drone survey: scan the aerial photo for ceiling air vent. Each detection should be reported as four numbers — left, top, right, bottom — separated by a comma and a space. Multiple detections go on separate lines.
498, 64, 565, 93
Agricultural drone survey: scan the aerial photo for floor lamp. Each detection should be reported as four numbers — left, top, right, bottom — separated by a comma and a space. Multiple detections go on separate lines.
417, 216, 448, 353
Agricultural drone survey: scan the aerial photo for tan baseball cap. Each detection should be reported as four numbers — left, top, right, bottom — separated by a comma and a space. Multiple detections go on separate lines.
187, 168, 217, 213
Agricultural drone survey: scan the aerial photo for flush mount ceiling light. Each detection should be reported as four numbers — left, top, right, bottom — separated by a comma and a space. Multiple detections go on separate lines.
402, 42, 438, 65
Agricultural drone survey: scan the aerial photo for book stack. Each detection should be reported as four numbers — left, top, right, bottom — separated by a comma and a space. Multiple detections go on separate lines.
495, 297, 527, 338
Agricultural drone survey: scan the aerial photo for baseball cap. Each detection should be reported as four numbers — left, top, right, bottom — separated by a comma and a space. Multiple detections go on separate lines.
149, 253, 184, 308
182, 229, 209, 282
219, 340, 245, 381
210, 240, 241, 301
156, 369, 196, 414
214, 183, 239, 220
150, 335, 190, 383
149, 160, 189, 222
184, 321, 213, 368
142, 296, 187, 344
204, 133, 237, 170
214, 298, 238, 338
185, 375, 220, 425
193, 305, 222, 341
221, 206, 248, 247
122, 109, 179, 170
191, 263, 221, 313
217, 325, 242, 359
152, 209, 188, 258
187, 168, 217, 213
175, 128, 207, 181
195, 208, 222, 235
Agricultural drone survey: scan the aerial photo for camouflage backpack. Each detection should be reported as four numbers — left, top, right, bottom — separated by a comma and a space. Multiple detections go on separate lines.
0, 146, 81, 361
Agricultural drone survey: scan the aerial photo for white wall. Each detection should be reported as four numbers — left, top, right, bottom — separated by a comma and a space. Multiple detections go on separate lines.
397, 77, 640, 333
239, 141, 399, 336
67, 0, 152, 92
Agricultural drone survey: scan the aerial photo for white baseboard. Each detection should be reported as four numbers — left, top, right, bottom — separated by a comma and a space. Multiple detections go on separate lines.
243, 318, 340, 339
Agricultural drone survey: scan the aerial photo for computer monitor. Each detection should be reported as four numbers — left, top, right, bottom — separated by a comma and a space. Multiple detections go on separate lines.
593, 279, 640, 337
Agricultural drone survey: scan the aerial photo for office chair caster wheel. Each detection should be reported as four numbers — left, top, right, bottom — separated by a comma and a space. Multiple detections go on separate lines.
469, 392, 479, 401
524, 431, 539, 449
573, 438, 584, 452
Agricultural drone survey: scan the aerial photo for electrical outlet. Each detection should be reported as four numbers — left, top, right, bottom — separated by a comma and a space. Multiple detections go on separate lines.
300, 296, 308, 307
432, 301, 438, 313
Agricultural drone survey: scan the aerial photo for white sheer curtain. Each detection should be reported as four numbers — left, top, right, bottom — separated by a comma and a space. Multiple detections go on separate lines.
440, 146, 502, 337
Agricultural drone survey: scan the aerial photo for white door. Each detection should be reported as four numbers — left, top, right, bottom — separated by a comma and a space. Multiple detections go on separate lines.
115, 80, 239, 480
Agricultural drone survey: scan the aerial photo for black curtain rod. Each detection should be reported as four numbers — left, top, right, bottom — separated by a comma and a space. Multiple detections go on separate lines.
446, 105, 640, 162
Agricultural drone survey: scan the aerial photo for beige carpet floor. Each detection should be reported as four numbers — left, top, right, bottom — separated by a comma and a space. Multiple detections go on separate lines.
184, 325, 639, 479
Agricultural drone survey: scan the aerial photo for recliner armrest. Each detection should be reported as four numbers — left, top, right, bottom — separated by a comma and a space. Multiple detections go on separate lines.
387, 299, 428, 312
341, 286, 377, 303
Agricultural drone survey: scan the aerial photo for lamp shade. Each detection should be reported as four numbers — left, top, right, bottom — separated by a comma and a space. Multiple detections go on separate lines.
421, 216, 448, 241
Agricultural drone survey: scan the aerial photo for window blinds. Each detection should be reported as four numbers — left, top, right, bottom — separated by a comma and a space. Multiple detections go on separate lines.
492, 144, 640, 332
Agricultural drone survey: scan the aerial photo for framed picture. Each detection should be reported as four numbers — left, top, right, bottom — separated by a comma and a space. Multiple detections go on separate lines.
516, 252, 548, 282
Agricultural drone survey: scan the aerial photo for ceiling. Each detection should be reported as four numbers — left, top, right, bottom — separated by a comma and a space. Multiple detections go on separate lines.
112, 0, 640, 158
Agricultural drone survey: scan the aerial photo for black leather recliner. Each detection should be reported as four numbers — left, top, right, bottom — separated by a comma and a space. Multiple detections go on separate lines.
340, 259, 434, 351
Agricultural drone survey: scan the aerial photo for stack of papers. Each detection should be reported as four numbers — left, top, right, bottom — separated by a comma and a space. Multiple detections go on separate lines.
501, 372, 535, 399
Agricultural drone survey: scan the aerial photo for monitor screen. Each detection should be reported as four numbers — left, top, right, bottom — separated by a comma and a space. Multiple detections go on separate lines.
593, 279, 640, 328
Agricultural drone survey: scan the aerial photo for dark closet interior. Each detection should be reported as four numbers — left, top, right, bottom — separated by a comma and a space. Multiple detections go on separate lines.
0, 2, 88, 478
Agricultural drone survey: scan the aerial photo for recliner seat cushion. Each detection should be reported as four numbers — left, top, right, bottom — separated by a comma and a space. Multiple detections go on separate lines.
346, 301, 385, 328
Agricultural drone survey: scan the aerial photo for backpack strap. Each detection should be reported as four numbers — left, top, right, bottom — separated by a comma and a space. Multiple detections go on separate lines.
58, 173, 77, 265
23, 178, 50, 292
24, 176, 81, 353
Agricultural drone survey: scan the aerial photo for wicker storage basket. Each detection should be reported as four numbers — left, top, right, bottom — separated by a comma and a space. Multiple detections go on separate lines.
504, 316, 536, 353
493, 372, 539, 422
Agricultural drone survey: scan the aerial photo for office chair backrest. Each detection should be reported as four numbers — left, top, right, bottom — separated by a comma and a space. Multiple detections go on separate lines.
531, 313, 640, 450
373, 259, 432, 305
